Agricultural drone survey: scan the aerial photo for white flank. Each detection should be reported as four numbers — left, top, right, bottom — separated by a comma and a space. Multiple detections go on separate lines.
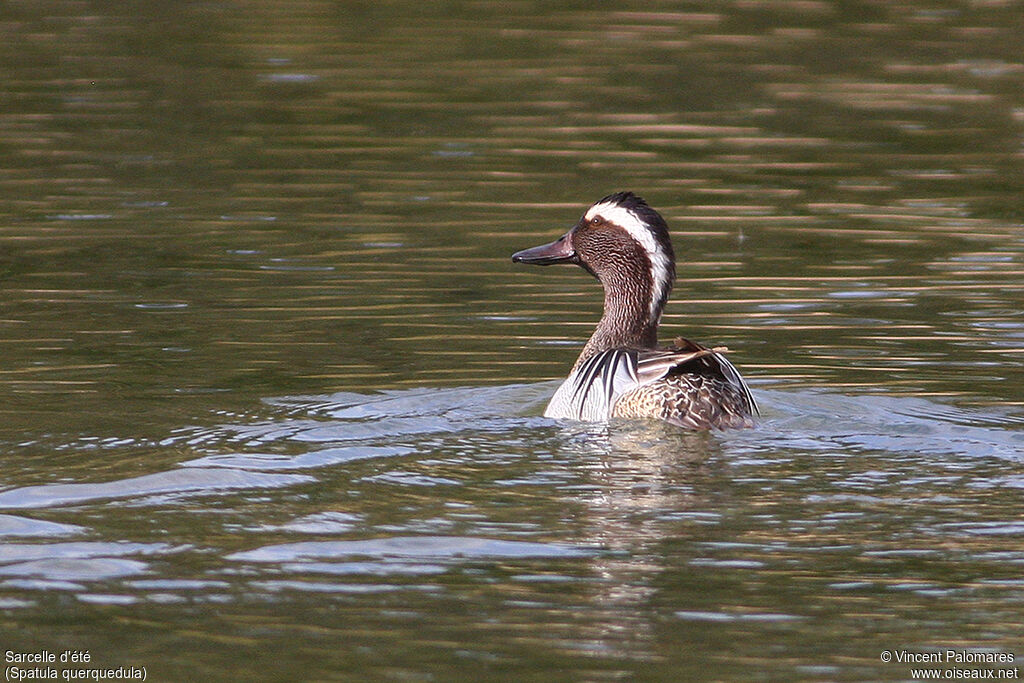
584, 201, 672, 321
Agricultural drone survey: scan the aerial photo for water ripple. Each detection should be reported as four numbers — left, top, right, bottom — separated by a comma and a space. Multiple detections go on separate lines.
0, 468, 312, 510
228, 536, 594, 564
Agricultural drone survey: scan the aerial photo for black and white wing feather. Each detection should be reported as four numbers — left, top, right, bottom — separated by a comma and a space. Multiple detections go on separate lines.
544, 349, 640, 421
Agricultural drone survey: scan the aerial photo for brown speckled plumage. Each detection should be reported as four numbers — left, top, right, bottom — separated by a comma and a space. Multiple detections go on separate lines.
512, 192, 757, 430
614, 367, 755, 430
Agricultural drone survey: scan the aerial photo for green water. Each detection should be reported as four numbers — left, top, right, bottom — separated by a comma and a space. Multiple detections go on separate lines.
1, 1, 1023, 681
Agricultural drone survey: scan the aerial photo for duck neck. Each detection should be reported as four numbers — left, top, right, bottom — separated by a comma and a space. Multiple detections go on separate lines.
576, 275, 662, 367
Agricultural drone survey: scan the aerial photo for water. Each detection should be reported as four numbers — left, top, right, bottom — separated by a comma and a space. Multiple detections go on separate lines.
1, 1, 1023, 680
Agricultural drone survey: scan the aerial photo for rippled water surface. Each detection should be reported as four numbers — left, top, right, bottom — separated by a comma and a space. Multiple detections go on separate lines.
2, 1, 1023, 681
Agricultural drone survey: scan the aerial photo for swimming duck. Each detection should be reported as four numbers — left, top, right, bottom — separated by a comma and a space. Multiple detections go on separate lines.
512, 191, 757, 429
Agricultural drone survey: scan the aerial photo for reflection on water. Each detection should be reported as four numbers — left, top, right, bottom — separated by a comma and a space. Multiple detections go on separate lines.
2, 383, 1024, 679
1, 0, 1023, 680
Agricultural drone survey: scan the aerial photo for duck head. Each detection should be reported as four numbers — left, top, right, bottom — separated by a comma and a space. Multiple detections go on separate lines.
512, 192, 676, 326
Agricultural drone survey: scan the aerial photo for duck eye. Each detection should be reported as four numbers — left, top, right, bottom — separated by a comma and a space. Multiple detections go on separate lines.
590, 216, 601, 225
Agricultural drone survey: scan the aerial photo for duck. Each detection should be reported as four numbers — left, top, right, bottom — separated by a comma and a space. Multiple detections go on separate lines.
512, 191, 757, 430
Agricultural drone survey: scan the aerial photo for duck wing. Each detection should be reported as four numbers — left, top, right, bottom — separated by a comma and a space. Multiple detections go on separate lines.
642, 338, 758, 417
543, 339, 756, 424
614, 338, 757, 429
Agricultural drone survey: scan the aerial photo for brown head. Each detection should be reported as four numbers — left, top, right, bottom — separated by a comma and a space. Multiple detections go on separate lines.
512, 192, 676, 353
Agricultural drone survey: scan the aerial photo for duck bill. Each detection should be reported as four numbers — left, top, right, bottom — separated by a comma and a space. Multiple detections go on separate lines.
511, 233, 575, 265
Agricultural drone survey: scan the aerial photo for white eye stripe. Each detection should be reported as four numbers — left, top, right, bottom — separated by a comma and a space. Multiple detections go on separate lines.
584, 201, 673, 321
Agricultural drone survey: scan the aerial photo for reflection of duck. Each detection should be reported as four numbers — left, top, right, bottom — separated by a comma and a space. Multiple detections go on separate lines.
513, 192, 757, 429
